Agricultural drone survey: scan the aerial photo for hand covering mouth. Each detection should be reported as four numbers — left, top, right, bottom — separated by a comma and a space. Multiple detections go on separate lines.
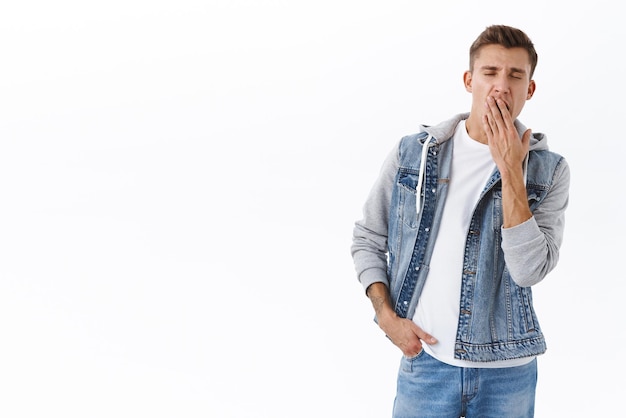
491, 96, 510, 111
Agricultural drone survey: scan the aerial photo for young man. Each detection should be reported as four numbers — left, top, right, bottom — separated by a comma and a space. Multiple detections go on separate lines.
351, 25, 569, 417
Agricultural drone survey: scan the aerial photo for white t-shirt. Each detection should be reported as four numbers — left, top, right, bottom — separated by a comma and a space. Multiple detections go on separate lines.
413, 120, 534, 368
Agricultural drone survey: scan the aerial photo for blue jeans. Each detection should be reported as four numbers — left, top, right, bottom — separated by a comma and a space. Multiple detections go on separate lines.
393, 350, 537, 418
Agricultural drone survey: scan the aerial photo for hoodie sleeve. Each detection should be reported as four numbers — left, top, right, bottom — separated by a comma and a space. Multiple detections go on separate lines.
501, 156, 570, 287
350, 142, 400, 293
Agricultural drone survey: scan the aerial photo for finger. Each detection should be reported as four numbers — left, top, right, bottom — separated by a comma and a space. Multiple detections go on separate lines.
485, 97, 502, 134
521, 128, 532, 151
495, 98, 515, 130
411, 322, 438, 344
487, 96, 503, 120
402, 340, 423, 357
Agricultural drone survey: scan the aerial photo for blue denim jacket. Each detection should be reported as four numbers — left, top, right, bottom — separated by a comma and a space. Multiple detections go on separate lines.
352, 113, 570, 362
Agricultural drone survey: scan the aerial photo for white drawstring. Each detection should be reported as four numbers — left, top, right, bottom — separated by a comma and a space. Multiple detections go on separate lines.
416, 134, 433, 216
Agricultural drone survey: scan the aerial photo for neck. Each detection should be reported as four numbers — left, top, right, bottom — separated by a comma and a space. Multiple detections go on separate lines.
465, 114, 488, 144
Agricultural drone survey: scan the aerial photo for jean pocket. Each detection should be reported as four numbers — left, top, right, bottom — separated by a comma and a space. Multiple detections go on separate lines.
401, 348, 425, 372
403, 348, 424, 360
402, 348, 424, 372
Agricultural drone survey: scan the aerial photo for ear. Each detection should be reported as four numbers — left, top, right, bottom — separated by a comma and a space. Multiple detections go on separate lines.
526, 80, 536, 100
463, 71, 473, 93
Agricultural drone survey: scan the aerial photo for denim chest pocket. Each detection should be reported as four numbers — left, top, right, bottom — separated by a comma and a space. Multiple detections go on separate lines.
491, 185, 549, 227
396, 169, 420, 229
526, 185, 549, 211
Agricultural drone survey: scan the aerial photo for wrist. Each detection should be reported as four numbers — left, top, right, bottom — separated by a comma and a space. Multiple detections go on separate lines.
377, 307, 399, 328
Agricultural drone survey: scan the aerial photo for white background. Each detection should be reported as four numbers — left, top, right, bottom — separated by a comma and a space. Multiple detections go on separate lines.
1, 1, 623, 417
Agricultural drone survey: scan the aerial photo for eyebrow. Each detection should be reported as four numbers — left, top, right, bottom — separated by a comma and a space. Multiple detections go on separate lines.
480, 65, 527, 74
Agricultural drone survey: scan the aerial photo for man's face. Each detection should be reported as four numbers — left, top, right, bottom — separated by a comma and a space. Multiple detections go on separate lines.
464, 44, 535, 121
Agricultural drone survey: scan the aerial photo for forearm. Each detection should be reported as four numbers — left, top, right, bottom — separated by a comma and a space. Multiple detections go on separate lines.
501, 158, 570, 287
500, 167, 532, 228
366, 282, 396, 319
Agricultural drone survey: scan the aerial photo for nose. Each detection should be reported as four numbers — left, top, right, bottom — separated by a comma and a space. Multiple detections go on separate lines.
493, 75, 510, 95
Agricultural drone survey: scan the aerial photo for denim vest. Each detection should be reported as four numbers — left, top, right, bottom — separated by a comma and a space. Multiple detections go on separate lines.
387, 130, 565, 362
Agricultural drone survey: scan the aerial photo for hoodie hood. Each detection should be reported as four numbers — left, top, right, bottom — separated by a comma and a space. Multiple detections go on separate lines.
411, 113, 546, 213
